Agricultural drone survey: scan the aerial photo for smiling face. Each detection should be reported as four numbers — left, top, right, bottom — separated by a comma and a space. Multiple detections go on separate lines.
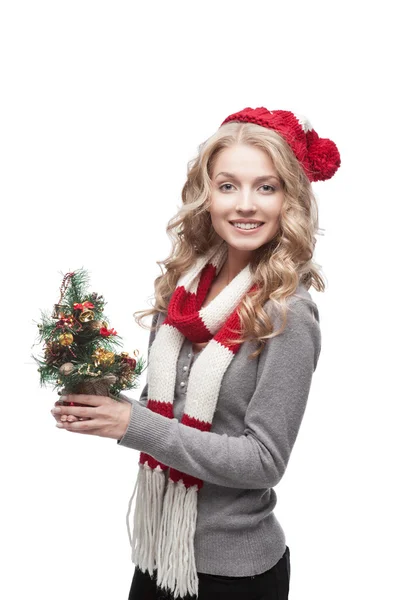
207, 144, 285, 266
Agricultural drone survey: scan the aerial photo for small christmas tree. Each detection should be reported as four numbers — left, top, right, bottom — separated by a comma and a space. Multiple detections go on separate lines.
32, 268, 145, 405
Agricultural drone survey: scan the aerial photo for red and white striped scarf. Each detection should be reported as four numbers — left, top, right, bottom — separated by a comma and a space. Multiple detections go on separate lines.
125, 240, 257, 599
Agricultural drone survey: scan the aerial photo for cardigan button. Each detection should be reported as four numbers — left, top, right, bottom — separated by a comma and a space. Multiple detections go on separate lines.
188, 353, 192, 358
183, 365, 188, 371
180, 381, 186, 387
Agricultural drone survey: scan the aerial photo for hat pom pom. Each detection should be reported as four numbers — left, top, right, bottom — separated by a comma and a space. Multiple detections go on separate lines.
306, 132, 341, 182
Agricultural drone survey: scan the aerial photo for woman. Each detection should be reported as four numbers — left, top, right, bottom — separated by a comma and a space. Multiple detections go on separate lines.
51, 106, 340, 600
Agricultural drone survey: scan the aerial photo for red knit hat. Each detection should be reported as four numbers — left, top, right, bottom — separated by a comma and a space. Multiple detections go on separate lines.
220, 106, 341, 182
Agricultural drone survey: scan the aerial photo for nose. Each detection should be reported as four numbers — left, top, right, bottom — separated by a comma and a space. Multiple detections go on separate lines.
236, 189, 256, 212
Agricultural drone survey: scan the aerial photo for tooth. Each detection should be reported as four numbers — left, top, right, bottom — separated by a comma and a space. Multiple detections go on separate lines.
234, 223, 261, 229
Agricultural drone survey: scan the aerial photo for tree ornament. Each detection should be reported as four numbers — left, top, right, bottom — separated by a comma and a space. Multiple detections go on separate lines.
77, 363, 103, 378
52, 303, 69, 319
59, 332, 74, 346
59, 362, 74, 375
92, 348, 115, 367
100, 326, 117, 337
57, 314, 75, 326
85, 319, 104, 332
73, 301, 95, 311
79, 309, 95, 323
120, 352, 137, 369
103, 351, 115, 365
44, 341, 63, 364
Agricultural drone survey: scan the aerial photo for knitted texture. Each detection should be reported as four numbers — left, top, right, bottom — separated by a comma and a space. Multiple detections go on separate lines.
220, 106, 341, 182
126, 240, 257, 599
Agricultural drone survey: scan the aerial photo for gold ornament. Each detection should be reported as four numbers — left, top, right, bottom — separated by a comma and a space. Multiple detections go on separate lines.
103, 351, 115, 366
120, 372, 132, 385
79, 309, 95, 323
59, 362, 74, 375
87, 364, 100, 376
121, 352, 129, 358
92, 348, 115, 367
59, 332, 74, 346
77, 363, 101, 377
102, 321, 108, 329
92, 348, 105, 365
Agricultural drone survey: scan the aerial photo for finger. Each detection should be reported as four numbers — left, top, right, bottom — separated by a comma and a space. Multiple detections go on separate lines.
51, 405, 97, 418
61, 415, 89, 423
51, 411, 65, 423
51, 410, 83, 423
58, 419, 100, 434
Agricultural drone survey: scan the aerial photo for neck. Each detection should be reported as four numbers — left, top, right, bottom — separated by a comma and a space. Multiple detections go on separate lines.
218, 247, 252, 285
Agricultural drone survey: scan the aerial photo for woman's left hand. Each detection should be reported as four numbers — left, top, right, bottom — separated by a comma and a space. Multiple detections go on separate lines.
50, 394, 132, 440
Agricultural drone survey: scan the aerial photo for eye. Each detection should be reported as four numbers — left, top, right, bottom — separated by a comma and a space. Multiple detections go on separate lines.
219, 183, 276, 193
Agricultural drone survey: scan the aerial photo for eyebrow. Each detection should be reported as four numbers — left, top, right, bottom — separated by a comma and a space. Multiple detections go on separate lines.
214, 171, 280, 183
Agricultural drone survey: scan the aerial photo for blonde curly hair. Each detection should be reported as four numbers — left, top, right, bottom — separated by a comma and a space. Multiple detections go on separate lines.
133, 121, 326, 359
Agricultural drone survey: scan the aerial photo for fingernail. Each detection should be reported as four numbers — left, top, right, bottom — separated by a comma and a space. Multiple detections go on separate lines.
56, 423, 63, 428
54, 407, 61, 413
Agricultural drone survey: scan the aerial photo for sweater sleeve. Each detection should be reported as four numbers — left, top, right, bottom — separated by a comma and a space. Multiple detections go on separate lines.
117, 297, 321, 490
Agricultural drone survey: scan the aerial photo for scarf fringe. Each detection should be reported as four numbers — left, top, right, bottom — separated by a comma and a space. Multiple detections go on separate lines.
156, 477, 199, 599
126, 460, 200, 599
126, 461, 165, 576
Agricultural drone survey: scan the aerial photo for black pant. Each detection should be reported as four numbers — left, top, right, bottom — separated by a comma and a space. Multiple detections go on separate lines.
128, 545, 290, 600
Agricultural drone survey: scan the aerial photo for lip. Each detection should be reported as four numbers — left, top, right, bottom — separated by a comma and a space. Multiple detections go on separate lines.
229, 220, 264, 224
230, 222, 265, 234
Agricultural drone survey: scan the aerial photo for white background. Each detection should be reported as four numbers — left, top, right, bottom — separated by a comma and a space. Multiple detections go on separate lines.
1, 1, 398, 598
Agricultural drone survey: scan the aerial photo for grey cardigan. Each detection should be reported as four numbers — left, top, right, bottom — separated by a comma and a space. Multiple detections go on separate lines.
117, 283, 321, 576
